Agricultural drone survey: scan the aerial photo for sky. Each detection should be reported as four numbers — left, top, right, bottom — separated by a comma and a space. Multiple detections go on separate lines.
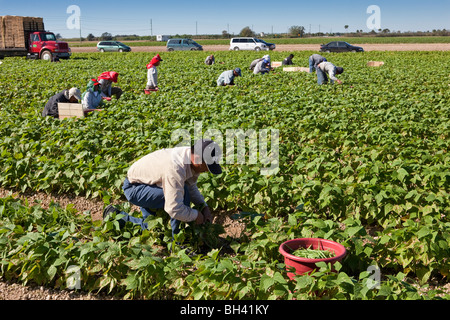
1, 0, 449, 38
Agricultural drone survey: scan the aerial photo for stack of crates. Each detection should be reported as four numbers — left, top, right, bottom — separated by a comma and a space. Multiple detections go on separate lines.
0, 16, 44, 49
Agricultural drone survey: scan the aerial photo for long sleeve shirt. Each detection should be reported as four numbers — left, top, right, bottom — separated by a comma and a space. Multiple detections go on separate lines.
249, 58, 262, 70
282, 57, 293, 65
216, 70, 235, 86
147, 66, 158, 88
310, 54, 327, 68
126, 147, 205, 222
317, 61, 338, 82
253, 60, 270, 74
205, 56, 215, 65
41, 90, 70, 118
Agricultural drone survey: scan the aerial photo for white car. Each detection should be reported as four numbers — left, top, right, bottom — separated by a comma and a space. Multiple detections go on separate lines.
229, 37, 275, 51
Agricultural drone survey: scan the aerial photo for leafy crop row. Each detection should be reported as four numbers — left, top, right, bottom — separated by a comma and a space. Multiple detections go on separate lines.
0, 196, 447, 299
0, 50, 449, 299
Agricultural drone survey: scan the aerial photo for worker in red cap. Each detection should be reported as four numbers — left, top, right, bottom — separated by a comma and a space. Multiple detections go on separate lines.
146, 54, 163, 91
97, 71, 122, 100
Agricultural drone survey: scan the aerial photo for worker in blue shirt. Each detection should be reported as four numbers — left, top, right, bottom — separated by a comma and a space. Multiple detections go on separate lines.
217, 68, 242, 86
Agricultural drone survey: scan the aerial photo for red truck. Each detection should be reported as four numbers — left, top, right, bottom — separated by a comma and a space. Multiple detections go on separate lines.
0, 15, 71, 60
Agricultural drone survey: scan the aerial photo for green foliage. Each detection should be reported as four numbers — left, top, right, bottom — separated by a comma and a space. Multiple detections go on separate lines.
291, 246, 335, 259
0, 197, 448, 299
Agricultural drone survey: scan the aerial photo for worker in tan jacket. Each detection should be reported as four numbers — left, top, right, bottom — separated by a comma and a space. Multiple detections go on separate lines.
103, 139, 222, 238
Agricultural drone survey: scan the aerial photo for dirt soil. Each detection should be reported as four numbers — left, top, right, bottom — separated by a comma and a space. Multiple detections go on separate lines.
70, 43, 450, 53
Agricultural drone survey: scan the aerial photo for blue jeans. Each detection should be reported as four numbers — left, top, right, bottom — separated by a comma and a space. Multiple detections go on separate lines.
310, 57, 327, 74
120, 178, 191, 237
309, 57, 315, 73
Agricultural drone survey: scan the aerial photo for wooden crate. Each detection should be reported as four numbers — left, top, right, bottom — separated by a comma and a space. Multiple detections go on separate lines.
58, 103, 84, 119
1, 16, 44, 49
272, 61, 282, 68
367, 61, 384, 67
283, 67, 310, 73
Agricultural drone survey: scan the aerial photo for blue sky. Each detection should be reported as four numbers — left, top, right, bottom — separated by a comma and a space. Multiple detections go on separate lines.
1, 0, 449, 38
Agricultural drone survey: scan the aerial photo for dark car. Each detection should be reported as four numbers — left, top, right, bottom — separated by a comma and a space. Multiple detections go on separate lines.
255, 38, 276, 50
319, 41, 364, 53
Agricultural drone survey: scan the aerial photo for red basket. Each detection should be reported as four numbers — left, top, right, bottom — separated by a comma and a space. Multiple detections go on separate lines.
279, 238, 346, 280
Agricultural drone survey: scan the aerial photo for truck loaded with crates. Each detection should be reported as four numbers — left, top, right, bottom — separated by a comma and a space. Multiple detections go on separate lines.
0, 15, 71, 60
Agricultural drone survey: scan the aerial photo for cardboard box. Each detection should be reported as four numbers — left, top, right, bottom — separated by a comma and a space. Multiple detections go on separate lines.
283, 67, 310, 73
367, 61, 384, 67
58, 103, 84, 119
272, 61, 282, 68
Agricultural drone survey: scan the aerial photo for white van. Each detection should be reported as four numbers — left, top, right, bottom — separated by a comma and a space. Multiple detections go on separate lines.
229, 37, 275, 51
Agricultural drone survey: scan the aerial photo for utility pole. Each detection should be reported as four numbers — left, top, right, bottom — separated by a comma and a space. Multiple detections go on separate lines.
150, 19, 153, 37
196, 21, 198, 35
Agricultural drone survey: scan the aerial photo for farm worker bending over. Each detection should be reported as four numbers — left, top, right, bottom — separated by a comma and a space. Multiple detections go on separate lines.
146, 54, 163, 91
309, 54, 327, 73
282, 54, 294, 66
82, 78, 106, 111
316, 61, 344, 85
249, 54, 271, 70
205, 54, 215, 65
217, 68, 242, 86
97, 71, 123, 100
103, 139, 222, 238
249, 58, 263, 71
253, 57, 271, 75
41, 87, 81, 118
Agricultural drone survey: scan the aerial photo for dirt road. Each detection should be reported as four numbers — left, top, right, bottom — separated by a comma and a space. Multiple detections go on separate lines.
70, 43, 450, 53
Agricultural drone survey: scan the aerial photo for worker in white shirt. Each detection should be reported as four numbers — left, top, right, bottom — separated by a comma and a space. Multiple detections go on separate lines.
146, 54, 163, 90
103, 139, 222, 238
205, 54, 215, 65
253, 57, 271, 75
217, 68, 242, 86
316, 61, 344, 85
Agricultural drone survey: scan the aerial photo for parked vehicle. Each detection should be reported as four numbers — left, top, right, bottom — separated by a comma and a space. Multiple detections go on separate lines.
229, 37, 275, 51
166, 38, 203, 51
156, 35, 170, 42
97, 41, 131, 52
255, 38, 276, 50
319, 41, 364, 53
0, 15, 71, 60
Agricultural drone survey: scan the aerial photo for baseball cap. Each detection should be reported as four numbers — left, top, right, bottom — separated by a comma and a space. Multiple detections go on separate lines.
234, 67, 242, 77
192, 139, 222, 175
68, 87, 81, 100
